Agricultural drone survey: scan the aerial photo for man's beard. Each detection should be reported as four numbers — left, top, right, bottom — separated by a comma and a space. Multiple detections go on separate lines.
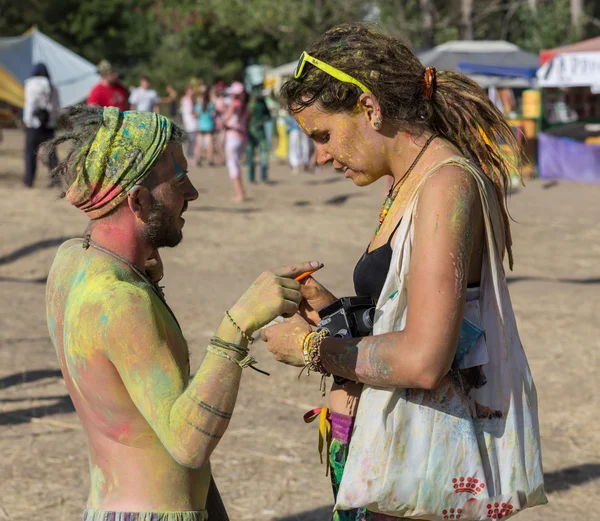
142, 197, 183, 249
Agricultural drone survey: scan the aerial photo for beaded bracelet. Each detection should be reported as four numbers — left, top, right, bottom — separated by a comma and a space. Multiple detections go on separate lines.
225, 310, 254, 344
301, 331, 318, 365
308, 330, 330, 376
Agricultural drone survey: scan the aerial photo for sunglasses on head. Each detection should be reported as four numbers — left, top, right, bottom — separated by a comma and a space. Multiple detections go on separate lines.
293, 51, 371, 94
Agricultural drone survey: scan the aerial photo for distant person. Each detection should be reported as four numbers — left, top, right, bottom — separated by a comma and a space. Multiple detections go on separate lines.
129, 76, 160, 113
194, 89, 216, 166
88, 60, 129, 111
163, 84, 178, 119
180, 85, 197, 161
275, 107, 289, 162
22, 62, 60, 188
287, 111, 312, 175
246, 87, 271, 183
263, 89, 280, 154
223, 81, 249, 202
212, 82, 228, 166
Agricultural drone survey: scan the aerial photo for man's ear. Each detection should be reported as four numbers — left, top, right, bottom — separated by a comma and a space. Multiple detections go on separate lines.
127, 186, 152, 222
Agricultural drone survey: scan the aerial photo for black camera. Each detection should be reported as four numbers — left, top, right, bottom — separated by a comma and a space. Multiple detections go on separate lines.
317, 296, 376, 338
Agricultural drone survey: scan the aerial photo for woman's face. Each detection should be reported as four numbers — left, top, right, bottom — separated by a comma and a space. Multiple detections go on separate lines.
293, 103, 389, 187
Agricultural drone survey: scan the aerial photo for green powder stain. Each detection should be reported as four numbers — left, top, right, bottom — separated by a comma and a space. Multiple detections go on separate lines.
450, 191, 469, 235
89, 464, 106, 505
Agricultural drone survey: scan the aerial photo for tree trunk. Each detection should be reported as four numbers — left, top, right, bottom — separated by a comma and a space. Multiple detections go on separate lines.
461, 0, 474, 40
420, 0, 435, 48
571, 0, 583, 31
527, 0, 537, 10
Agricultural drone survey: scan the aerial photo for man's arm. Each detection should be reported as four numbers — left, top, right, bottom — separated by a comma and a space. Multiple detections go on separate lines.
104, 260, 314, 468
105, 283, 248, 469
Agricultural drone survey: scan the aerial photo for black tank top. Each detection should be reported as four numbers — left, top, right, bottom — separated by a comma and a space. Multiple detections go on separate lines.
353, 219, 404, 301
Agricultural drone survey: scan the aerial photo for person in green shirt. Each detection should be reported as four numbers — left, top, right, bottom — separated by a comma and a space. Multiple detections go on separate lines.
246, 86, 272, 183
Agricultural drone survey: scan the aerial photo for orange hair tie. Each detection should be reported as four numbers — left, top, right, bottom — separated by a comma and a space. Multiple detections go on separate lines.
423, 66, 437, 100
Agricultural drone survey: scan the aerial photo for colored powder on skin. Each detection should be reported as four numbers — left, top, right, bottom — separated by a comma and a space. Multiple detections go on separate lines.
89, 464, 107, 504
172, 151, 185, 179
450, 189, 469, 235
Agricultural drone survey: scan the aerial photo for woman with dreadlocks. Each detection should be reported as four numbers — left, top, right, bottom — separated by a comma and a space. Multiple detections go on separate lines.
262, 23, 545, 521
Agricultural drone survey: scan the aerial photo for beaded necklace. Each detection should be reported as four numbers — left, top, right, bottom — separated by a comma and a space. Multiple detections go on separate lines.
373, 134, 437, 238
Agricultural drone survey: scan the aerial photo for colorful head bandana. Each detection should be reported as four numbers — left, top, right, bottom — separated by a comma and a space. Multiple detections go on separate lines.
66, 106, 172, 219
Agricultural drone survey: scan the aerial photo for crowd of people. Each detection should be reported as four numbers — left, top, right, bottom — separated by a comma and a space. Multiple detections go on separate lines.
20, 57, 318, 202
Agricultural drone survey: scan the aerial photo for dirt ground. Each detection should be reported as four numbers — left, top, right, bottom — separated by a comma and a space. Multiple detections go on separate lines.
0, 128, 598, 521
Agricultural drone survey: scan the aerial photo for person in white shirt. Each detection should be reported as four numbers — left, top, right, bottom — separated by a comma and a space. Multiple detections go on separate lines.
129, 76, 160, 112
22, 62, 60, 188
180, 85, 197, 160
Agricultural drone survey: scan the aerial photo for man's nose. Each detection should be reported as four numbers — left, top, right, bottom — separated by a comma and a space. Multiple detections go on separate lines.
186, 181, 199, 201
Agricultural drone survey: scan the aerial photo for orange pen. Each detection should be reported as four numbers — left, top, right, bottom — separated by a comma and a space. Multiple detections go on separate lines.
294, 267, 322, 282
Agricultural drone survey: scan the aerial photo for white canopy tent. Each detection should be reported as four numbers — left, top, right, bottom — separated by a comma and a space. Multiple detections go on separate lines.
537, 51, 600, 88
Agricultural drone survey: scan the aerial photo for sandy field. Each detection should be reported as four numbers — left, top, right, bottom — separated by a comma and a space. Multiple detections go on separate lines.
0, 128, 599, 521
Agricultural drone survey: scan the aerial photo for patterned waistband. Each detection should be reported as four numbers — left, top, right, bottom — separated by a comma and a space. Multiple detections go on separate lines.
330, 411, 356, 444
83, 510, 208, 521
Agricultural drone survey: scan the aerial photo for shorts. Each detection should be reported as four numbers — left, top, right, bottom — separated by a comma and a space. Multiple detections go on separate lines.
83, 510, 208, 521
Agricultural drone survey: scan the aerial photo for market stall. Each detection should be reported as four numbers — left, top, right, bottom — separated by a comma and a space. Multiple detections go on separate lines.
536, 37, 600, 182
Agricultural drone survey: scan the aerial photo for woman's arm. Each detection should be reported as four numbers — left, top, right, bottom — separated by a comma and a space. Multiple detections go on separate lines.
263, 167, 483, 389
319, 167, 482, 389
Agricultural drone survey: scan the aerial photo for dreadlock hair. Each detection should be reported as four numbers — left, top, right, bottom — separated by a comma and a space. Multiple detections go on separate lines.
281, 23, 522, 268
42, 105, 187, 199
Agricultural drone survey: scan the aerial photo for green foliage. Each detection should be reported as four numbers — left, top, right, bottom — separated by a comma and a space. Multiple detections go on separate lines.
1, 0, 599, 95
511, 0, 579, 53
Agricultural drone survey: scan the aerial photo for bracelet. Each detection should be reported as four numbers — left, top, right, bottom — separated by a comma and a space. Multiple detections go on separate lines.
301, 331, 318, 365
297, 329, 330, 396
207, 343, 270, 376
225, 310, 254, 344
309, 330, 330, 376
208, 344, 256, 369
210, 336, 250, 356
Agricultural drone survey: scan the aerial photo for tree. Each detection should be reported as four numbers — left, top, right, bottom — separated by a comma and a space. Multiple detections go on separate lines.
420, 0, 436, 48
461, 0, 474, 40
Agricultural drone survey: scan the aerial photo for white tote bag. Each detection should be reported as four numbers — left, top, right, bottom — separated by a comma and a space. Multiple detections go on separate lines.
335, 158, 547, 520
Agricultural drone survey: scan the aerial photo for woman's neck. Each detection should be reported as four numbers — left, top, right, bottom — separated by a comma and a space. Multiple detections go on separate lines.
387, 131, 435, 186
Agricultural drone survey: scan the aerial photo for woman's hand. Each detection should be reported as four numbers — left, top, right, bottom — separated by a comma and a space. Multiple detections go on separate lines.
261, 314, 312, 367
299, 277, 336, 326
145, 250, 164, 283
229, 261, 322, 335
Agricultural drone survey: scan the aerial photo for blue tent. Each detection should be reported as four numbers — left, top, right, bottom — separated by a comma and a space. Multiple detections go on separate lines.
0, 27, 99, 108
457, 63, 538, 80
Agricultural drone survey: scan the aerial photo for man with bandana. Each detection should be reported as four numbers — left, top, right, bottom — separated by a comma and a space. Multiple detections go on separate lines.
45, 106, 320, 521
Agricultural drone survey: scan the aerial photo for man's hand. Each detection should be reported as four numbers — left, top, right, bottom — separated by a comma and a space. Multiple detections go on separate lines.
229, 261, 322, 335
